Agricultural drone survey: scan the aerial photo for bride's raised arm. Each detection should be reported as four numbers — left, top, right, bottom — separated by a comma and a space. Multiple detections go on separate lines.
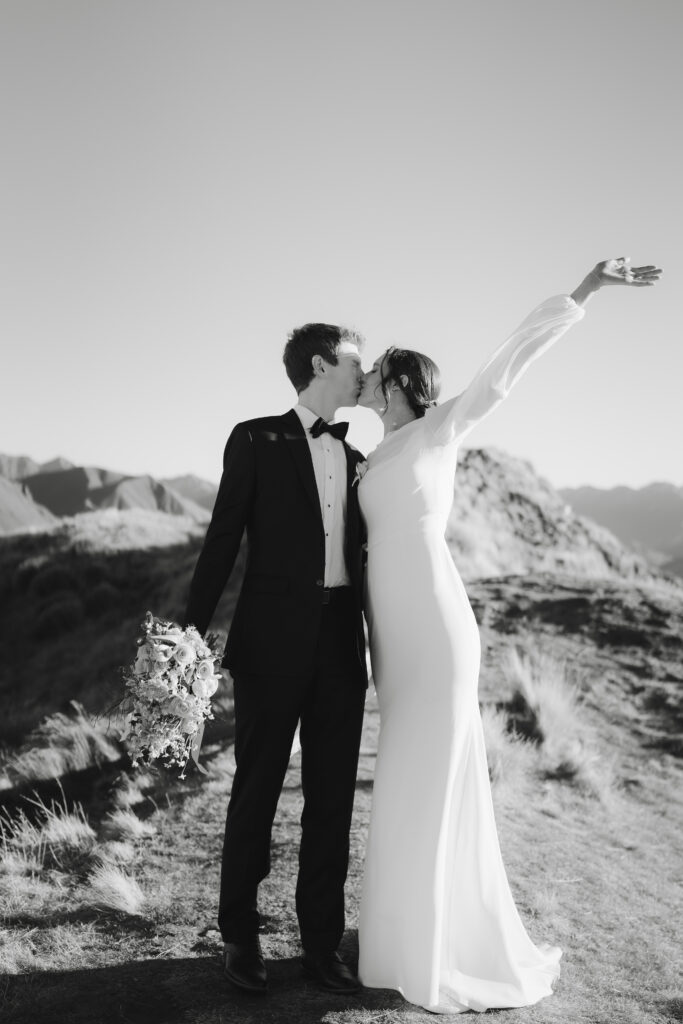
426, 258, 662, 448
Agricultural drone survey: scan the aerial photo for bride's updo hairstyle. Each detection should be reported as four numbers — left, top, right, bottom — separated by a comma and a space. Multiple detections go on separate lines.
380, 347, 441, 417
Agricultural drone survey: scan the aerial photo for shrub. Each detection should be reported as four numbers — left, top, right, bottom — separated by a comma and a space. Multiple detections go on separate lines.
29, 564, 80, 600
85, 580, 121, 617
32, 593, 85, 638
82, 559, 106, 585
0, 708, 41, 751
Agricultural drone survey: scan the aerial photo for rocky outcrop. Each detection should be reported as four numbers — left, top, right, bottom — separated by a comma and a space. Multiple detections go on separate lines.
448, 448, 653, 581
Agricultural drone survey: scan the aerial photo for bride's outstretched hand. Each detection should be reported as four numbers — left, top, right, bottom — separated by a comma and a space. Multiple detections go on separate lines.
571, 257, 662, 305
594, 257, 662, 287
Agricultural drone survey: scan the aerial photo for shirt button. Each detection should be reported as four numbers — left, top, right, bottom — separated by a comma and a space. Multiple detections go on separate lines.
316, 579, 323, 586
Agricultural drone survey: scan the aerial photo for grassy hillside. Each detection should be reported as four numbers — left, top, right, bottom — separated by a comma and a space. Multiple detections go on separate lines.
1, 481, 681, 1024
0, 573, 681, 1023
0, 511, 243, 745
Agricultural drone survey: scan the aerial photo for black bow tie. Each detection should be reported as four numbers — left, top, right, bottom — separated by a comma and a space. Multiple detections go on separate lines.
310, 417, 349, 442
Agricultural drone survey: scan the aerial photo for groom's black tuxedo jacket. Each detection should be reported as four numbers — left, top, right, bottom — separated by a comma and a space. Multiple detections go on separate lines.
185, 409, 368, 684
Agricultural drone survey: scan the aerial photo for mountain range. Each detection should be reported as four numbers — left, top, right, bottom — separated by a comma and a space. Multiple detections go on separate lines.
0, 454, 75, 480
0, 476, 59, 533
561, 482, 683, 578
1, 448, 680, 582
0, 456, 211, 532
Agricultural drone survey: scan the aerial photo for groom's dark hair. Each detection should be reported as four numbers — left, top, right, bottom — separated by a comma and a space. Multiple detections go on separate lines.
283, 323, 365, 393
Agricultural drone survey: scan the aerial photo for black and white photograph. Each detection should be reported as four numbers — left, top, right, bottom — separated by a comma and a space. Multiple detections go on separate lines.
0, 2, 680, 1022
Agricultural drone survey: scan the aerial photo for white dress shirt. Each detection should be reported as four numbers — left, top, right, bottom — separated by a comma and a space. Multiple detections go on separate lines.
293, 404, 350, 587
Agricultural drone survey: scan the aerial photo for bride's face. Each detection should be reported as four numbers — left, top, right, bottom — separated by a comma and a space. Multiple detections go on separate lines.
358, 353, 388, 413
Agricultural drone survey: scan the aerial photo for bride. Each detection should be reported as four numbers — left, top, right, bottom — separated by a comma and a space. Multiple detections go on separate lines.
355, 258, 661, 1013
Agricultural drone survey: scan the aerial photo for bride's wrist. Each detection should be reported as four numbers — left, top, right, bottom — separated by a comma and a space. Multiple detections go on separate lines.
570, 270, 601, 307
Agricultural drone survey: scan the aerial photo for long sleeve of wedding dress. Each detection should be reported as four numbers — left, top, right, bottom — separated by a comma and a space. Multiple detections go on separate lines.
427, 294, 585, 448
357, 295, 585, 1014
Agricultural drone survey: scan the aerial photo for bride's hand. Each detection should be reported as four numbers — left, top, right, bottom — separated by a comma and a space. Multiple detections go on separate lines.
571, 257, 662, 305
593, 257, 662, 287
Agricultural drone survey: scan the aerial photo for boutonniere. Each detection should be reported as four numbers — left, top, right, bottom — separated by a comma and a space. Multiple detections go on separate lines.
352, 460, 368, 487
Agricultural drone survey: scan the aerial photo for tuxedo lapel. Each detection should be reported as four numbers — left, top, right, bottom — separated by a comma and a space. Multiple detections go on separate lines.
279, 409, 322, 520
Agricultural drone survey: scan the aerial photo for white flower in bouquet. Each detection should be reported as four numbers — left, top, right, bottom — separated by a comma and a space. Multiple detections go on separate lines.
167, 695, 191, 717
191, 678, 210, 700
134, 644, 153, 673
151, 644, 173, 663
193, 660, 220, 698
119, 612, 222, 777
195, 659, 215, 680
142, 678, 170, 702
173, 643, 196, 667
352, 460, 368, 487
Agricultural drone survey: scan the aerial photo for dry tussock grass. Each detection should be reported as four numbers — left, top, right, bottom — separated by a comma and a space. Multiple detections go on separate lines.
0, 928, 41, 973
0, 869, 66, 921
0, 702, 120, 789
0, 783, 152, 980
40, 809, 96, 863
502, 647, 614, 801
0, 922, 100, 974
86, 863, 145, 915
92, 840, 136, 865
480, 704, 535, 801
102, 808, 156, 842
0, 847, 43, 876
111, 780, 145, 809
0, 791, 96, 873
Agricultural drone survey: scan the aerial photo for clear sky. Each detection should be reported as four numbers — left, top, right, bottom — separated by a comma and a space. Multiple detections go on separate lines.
2, 0, 680, 488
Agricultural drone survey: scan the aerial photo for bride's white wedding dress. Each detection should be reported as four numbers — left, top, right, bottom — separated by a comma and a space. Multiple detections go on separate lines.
357, 295, 585, 1014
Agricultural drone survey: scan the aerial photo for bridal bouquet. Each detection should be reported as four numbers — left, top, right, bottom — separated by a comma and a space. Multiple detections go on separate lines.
120, 612, 222, 777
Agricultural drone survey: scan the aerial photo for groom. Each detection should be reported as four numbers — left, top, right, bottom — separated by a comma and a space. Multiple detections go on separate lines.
184, 323, 368, 995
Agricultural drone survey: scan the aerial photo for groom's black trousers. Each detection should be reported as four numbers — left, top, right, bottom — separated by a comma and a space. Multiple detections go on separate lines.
218, 588, 366, 953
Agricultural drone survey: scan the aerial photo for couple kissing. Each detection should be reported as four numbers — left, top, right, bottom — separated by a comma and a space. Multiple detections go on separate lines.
184, 257, 661, 1013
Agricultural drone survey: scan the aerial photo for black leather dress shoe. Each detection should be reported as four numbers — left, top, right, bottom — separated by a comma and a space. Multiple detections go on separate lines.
223, 938, 267, 993
301, 951, 360, 993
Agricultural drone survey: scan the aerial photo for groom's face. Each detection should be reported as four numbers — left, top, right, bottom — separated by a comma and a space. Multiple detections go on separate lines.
321, 341, 364, 409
